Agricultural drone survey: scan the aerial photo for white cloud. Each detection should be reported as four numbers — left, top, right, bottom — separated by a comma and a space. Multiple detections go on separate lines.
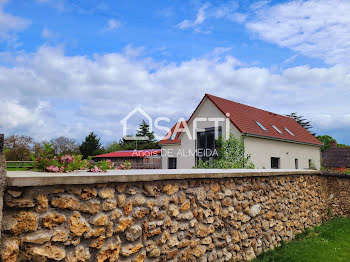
246, 0, 350, 65
0, 3, 31, 40
282, 54, 298, 65
0, 45, 349, 143
177, 1, 245, 32
211, 1, 245, 23
177, 3, 209, 30
0, 100, 44, 129
104, 18, 121, 31
249, 1, 271, 10
41, 27, 59, 39
0, 99, 60, 141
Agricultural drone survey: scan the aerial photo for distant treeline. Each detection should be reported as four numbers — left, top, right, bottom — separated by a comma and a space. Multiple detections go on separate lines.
4, 120, 160, 161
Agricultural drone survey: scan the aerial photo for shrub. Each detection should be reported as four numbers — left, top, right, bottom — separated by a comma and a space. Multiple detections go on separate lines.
116, 161, 131, 170
196, 134, 255, 169
31, 143, 114, 173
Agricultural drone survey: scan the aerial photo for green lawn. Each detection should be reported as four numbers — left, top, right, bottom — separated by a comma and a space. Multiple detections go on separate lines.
6, 161, 33, 171
254, 217, 350, 262
6, 167, 31, 171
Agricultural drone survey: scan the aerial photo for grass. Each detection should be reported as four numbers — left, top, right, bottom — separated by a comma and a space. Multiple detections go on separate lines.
6, 161, 33, 171
6, 167, 31, 171
254, 217, 350, 262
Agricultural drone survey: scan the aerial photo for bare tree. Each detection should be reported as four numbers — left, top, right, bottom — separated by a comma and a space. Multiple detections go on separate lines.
32, 142, 44, 158
4, 135, 33, 161
49, 136, 79, 155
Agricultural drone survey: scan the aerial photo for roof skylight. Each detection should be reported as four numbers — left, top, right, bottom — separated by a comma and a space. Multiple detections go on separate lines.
284, 127, 295, 136
272, 125, 283, 134
256, 121, 267, 131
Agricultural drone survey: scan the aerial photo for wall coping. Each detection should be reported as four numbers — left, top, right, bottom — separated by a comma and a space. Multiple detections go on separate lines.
6, 169, 322, 187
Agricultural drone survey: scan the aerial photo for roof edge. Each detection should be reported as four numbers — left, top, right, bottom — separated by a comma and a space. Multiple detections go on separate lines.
242, 133, 322, 147
177, 94, 243, 141
159, 141, 181, 146
204, 94, 243, 133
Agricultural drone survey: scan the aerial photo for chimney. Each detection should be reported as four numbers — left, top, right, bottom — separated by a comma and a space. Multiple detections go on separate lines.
331, 140, 337, 148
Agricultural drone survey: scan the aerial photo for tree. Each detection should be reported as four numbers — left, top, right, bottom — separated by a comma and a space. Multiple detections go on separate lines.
136, 120, 155, 142
317, 135, 350, 152
317, 135, 336, 152
50, 136, 79, 155
116, 120, 159, 150
4, 135, 33, 161
105, 142, 123, 153
337, 143, 350, 148
119, 136, 160, 151
32, 142, 44, 158
79, 132, 103, 159
103, 120, 160, 153
286, 112, 315, 136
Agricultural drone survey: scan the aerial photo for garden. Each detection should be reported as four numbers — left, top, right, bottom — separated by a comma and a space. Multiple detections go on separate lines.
6, 143, 130, 172
323, 167, 350, 174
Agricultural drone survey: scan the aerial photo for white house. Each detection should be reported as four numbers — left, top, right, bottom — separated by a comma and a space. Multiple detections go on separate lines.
160, 94, 322, 169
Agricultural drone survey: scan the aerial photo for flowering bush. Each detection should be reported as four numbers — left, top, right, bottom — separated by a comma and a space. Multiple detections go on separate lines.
31, 143, 114, 173
324, 167, 350, 174
91, 159, 115, 172
116, 161, 131, 170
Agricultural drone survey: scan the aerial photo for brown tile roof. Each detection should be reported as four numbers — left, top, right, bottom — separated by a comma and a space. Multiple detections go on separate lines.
160, 94, 322, 146
206, 94, 322, 146
322, 148, 350, 167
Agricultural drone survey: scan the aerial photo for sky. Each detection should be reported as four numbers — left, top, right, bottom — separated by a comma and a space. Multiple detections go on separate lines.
0, 0, 349, 145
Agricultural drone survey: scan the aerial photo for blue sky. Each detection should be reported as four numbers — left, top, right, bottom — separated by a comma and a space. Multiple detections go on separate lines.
0, 0, 349, 145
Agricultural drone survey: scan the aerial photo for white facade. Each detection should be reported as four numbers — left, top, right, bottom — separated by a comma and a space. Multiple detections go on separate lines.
244, 136, 321, 169
161, 97, 321, 170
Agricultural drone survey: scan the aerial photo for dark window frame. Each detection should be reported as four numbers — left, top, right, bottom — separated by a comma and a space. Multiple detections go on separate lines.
196, 126, 222, 166
168, 157, 177, 169
295, 158, 298, 169
271, 157, 280, 169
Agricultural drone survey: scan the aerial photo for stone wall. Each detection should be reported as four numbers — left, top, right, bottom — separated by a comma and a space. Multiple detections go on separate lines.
2, 172, 342, 262
0, 134, 6, 244
325, 173, 350, 216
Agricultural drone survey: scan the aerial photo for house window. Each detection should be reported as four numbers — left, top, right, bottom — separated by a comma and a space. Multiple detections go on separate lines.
271, 157, 280, 169
168, 157, 177, 169
295, 158, 298, 169
308, 159, 312, 169
196, 127, 221, 165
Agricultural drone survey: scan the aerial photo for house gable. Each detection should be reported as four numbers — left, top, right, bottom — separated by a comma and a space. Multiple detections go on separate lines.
159, 96, 242, 145
160, 94, 322, 147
